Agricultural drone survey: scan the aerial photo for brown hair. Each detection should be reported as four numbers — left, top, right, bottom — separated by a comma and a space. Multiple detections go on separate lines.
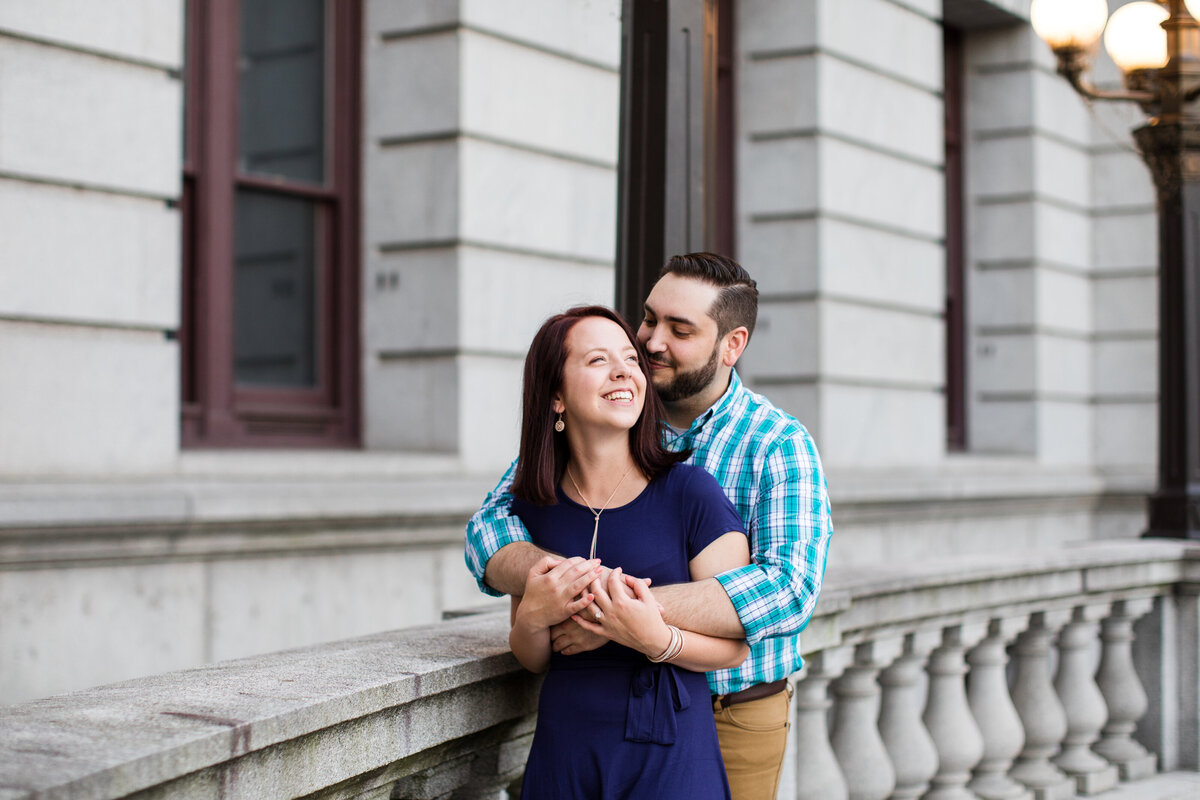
512, 306, 688, 505
660, 252, 758, 339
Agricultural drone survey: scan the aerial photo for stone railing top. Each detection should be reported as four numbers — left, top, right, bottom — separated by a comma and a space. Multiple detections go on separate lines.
825, 539, 1195, 595
817, 539, 1198, 647
0, 612, 524, 800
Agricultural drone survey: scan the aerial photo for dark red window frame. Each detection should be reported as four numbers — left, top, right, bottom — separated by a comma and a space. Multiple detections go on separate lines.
181, 0, 361, 448
713, 0, 736, 257
944, 26, 967, 452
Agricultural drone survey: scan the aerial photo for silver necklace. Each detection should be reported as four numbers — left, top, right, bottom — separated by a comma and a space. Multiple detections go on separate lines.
566, 462, 636, 559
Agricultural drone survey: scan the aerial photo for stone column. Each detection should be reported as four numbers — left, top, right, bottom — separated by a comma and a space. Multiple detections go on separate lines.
966, 617, 1032, 800
1009, 610, 1076, 800
831, 639, 901, 800
1053, 604, 1119, 794
877, 631, 939, 800
795, 649, 851, 800
922, 623, 986, 800
1093, 597, 1158, 780
1174, 583, 1200, 770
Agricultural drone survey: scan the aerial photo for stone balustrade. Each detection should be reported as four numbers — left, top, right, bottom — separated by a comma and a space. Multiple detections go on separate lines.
797, 539, 1200, 800
1, 539, 1198, 799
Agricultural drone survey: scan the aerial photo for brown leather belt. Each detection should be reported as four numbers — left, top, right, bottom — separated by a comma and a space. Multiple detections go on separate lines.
711, 679, 788, 710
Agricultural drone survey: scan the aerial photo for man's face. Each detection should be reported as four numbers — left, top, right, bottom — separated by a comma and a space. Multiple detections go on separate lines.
636, 274, 724, 403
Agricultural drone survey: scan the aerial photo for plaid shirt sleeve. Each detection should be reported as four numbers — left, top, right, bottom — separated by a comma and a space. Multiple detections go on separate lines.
463, 459, 533, 597
713, 428, 832, 645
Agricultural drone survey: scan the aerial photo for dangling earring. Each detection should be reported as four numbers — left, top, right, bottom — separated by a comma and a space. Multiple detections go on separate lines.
555, 413, 565, 433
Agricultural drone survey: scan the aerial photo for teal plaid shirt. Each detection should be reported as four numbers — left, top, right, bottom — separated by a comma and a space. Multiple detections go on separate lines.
464, 370, 833, 694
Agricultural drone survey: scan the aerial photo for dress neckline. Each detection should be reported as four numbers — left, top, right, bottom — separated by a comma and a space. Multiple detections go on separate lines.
556, 471, 655, 514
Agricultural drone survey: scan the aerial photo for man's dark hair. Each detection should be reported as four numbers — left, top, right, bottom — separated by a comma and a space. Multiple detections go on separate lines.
659, 252, 758, 339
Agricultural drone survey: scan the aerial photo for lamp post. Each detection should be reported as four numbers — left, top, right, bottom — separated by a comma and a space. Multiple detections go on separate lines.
1033, 0, 1200, 538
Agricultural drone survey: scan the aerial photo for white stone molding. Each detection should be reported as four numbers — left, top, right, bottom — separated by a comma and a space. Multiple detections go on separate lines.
877, 629, 940, 800
795, 648, 851, 800
831, 639, 901, 800
1094, 597, 1159, 781
1009, 609, 1077, 800
1053, 604, 1120, 794
922, 622, 987, 800
966, 617, 1033, 800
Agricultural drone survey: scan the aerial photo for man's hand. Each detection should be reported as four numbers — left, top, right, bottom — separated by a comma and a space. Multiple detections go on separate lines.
516, 556, 603, 629
549, 618, 609, 655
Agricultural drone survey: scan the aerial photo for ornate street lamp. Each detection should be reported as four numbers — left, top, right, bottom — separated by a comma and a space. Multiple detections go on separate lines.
1032, 0, 1200, 538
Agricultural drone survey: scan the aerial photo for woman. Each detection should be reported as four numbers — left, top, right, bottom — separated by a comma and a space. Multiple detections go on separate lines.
508, 306, 750, 800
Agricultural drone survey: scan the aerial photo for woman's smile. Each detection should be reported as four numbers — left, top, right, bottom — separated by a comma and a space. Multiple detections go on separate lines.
603, 389, 635, 404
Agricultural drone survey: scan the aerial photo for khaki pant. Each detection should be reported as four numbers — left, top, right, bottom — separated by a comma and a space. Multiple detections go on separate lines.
712, 685, 792, 800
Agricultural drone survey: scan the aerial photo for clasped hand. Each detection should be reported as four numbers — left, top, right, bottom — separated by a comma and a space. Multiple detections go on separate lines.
519, 557, 666, 656
567, 567, 670, 658
517, 556, 604, 630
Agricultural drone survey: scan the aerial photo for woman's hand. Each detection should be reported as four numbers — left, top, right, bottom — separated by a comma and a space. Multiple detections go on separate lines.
572, 567, 672, 658
515, 556, 603, 631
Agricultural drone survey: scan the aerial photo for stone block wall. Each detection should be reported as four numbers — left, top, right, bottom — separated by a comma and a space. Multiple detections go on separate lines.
960, 2, 1156, 473
0, 2, 183, 476
361, 0, 622, 472
1085, 6, 1158, 475
735, 0, 947, 468
965, 22, 1096, 464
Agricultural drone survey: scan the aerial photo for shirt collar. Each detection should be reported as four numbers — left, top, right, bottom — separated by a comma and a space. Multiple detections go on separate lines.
680, 368, 743, 438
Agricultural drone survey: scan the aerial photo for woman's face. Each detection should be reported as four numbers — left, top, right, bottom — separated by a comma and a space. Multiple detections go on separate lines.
553, 316, 647, 434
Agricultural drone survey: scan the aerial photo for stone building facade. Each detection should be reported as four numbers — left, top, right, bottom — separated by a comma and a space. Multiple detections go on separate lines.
0, 0, 1159, 704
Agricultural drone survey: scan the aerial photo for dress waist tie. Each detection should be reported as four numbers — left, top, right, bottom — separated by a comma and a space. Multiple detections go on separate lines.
624, 662, 691, 745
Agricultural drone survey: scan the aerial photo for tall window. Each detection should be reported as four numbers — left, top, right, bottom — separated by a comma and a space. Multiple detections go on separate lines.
181, 0, 361, 447
944, 25, 967, 451
616, 0, 736, 320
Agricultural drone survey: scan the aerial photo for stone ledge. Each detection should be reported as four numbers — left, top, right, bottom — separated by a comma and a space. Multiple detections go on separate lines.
0, 465, 501, 567
0, 453, 494, 531
0, 612, 534, 800
0, 456, 1151, 546
825, 540, 1195, 638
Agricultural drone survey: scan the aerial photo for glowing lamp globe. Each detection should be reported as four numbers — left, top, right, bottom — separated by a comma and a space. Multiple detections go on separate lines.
1031, 0, 1110, 50
1103, 1, 1169, 73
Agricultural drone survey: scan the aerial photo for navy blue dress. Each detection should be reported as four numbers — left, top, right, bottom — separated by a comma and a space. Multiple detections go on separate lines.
511, 463, 745, 800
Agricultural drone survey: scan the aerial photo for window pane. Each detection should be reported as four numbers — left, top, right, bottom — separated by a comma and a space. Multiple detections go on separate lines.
238, 0, 326, 183
233, 190, 318, 388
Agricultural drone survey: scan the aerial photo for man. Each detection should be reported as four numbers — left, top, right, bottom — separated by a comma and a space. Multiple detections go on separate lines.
464, 252, 832, 799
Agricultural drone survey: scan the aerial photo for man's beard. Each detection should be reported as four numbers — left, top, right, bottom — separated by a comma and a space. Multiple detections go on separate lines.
653, 345, 721, 402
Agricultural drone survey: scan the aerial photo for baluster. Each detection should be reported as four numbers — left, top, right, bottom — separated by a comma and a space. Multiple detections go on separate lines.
966, 618, 1032, 800
922, 623, 985, 800
878, 630, 939, 800
1093, 597, 1158, 780
1053, 604, 1119, 794
1009, 610, 1076, 800
832, 639, 901, 800
795, 648, 851, 800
